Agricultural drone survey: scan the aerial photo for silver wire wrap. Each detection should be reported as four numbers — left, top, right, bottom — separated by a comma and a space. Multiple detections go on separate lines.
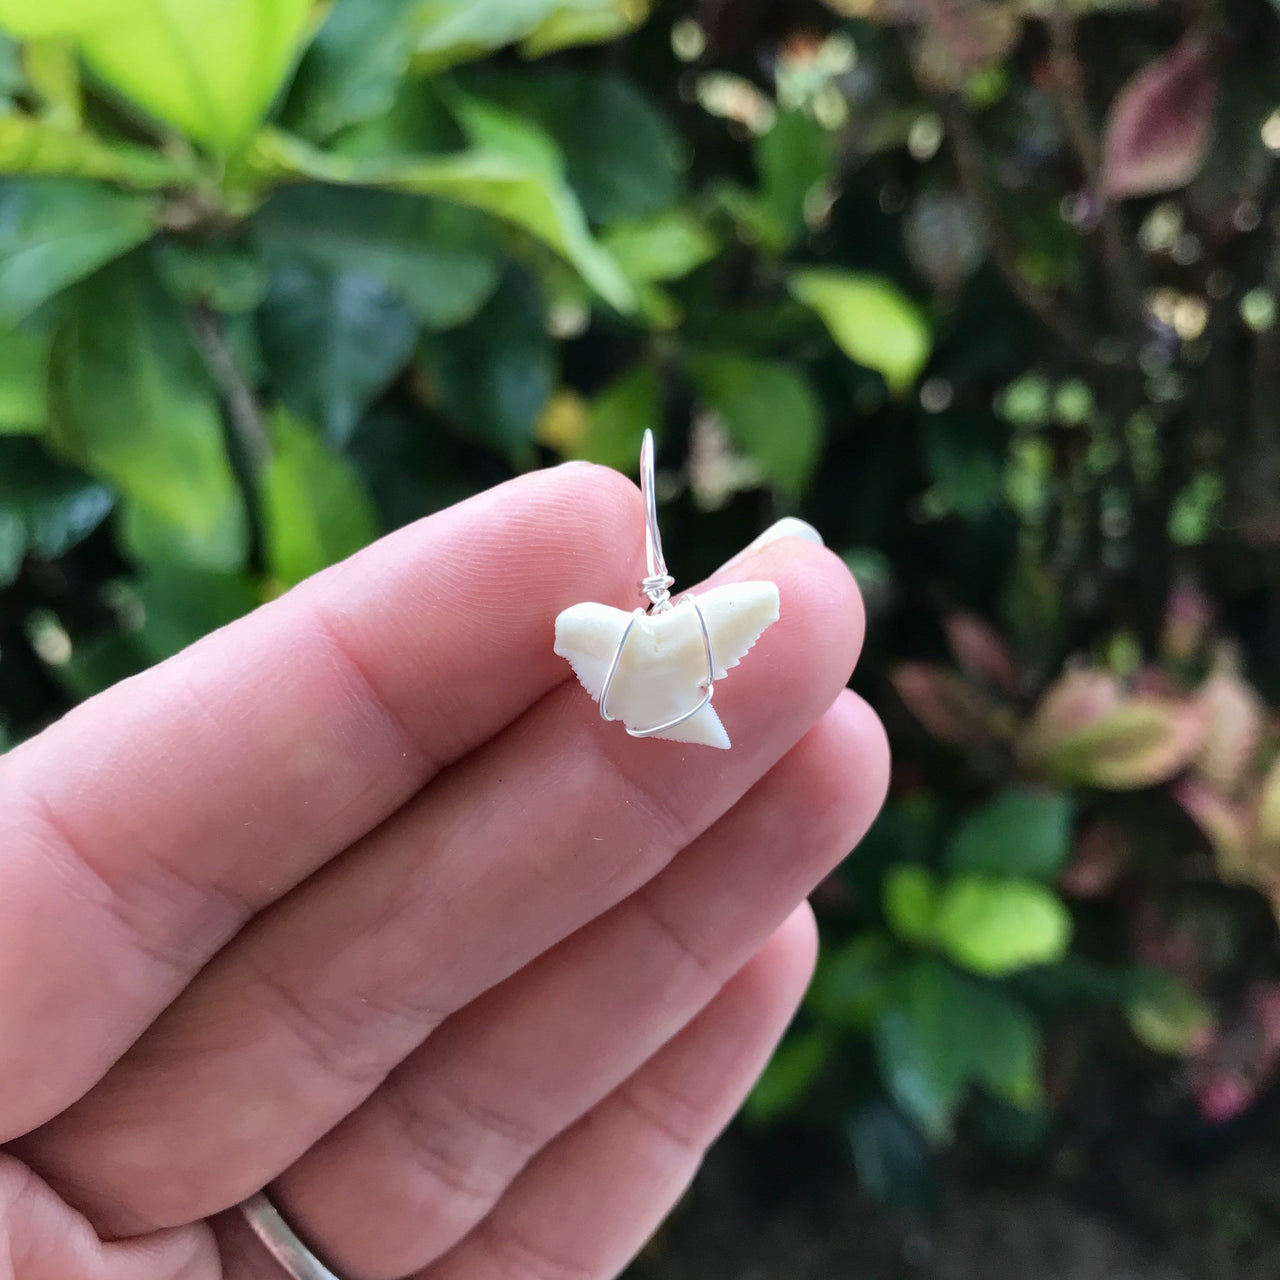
599, 429, 716, 737
637, 428, 675, 611
239, 1192, 348, 1280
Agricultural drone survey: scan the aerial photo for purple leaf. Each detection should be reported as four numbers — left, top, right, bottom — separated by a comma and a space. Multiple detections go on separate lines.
1193, 665, 1266, 798
891, 662, 997, 748
1017, 669, 1204, 790
1101, 36, 1217, 200
943, 611, 1019, 696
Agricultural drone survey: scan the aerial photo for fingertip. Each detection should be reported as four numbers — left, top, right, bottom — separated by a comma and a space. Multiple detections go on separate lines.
722, 538, 866, 691
537, 461, 643, 547
728, 902, 820, 1038
775, 900, 820, 988
715, 517, 825, 572
818, 689, 892, 823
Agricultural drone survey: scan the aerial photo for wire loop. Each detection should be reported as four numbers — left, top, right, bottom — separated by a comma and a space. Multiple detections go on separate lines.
639, 429, 674, 611
598, 430, 718, 737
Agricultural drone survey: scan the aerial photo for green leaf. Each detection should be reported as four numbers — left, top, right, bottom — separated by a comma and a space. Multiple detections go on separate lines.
56, 569, 259, 694
0, 319, 50, 431
789, 269, 931, 396
443, 87, 564, 175
412, 0, 650, 72
118, 497, 248, 574
685, 352, 823, 498
254, 184, 501, 329
946, 790, 1076, 882
602, 209, 716, 283
0, 436, 113, 583
419, 268, 553, 459
933, 876, 1072, 977
247, 129, 635, 312
0, 0, 315, 150
258, 257, 419, 447
0, 178, 155, 323
24, 38, 81, 128
476, 72, 678, 225
873, 959, 971, 1142
12, 457, 112, 558
808, 933, 899, 1029
42, 567, 258, 696
743, 1030, 829, 1123
347, 403, 495, 530
882, 865, 940, 946
284, 0, 421, 140
0, 34, 24, 100
518, 0, 651, 56
0, 114, 194, 185
0, 504, 20, 583
921, 416, 1004, 518
755, 109, 831, 250
569, 364, 660, 471
156, 241, 269, 315
325, 77, 465, 162
847, 1099, 940, 1211
1126, 971, 1214, 1055
45, 254, 242, 544
131, 568, 259, 662
958, 980, 1044, 1110
262, 410, 379, 586
873, 958, 1043, 1141
0, 0, 116, 39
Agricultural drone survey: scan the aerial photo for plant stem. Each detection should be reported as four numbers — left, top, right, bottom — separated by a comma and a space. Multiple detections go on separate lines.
186, 303, 272, 469
1045, 3, 1145, 335
943, 98, 1108, 366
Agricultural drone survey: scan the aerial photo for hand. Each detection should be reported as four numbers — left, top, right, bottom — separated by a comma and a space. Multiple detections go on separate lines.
0, 464, 888, 1280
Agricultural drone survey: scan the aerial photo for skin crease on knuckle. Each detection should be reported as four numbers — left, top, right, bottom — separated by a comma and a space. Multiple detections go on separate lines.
204, 910, 820, 1280
421, 908, 821, 1280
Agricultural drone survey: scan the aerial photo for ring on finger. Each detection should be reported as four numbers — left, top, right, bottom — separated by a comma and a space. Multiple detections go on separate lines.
239, 1192, 348, 1280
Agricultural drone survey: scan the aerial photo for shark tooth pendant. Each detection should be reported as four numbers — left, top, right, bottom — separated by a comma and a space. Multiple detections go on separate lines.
554, 430, 780, 748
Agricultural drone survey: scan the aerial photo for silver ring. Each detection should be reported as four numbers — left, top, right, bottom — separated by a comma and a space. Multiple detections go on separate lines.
239, 1192, 348, 1280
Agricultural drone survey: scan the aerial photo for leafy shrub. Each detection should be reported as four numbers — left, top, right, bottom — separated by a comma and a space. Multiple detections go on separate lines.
5, 0, 1280, 1207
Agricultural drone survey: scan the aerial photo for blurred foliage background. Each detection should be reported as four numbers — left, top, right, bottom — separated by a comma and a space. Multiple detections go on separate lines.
6, 0, 1280, 1264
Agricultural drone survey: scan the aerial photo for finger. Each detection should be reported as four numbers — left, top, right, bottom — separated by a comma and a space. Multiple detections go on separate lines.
421, 904, 818, 1280
0, 1156, 218, 1280
211, 908, 817, 1280
268, 691, 887, 1279
0, 462, 644, 1139
26, 537, 862, 1233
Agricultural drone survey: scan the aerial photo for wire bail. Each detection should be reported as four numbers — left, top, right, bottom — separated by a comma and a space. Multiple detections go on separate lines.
639, 428, 675, 611
599, 429, 717, 736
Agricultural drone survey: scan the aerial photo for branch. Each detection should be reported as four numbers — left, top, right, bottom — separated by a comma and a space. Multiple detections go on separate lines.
1045, 3, 1145, 333
186, 303, 272, 469
943, 98, 1114, 366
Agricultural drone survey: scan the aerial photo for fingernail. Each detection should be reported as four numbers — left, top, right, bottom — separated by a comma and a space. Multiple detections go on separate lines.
718, 517, 824, 572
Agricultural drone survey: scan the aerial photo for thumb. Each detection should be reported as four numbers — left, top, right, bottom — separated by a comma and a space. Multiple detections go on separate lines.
0, 1156, 218, 1280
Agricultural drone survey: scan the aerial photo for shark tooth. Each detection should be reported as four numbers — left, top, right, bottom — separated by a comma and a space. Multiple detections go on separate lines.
554, 581, 781, 748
